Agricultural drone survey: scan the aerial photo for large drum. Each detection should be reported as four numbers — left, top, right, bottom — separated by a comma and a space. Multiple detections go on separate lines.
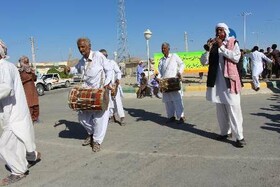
68, 86, 109, 111
159, 77, 181, 92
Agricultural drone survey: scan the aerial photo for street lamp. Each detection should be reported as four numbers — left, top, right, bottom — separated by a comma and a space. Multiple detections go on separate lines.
144, 29, 152, 80
241, 12, 252, 50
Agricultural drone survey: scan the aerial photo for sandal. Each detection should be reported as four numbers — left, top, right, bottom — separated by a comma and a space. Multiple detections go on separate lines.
28, 151, 41, 168
0, 172, 28, 186
91, 142, 101, 152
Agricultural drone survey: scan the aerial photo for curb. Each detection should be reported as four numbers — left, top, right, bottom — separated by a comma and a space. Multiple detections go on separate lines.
122, 80, 280, 97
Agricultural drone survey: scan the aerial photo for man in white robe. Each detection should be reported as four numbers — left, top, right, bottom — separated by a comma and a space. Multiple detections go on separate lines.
0, 40, 41, 185
202, 23, 246, 147
246, 46, 272, 91
66, 38, 112, 152
99, 49, 126, 126
158, 42, 186, 124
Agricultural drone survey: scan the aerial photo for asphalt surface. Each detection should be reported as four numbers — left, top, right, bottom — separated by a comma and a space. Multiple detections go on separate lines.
0, 85, 280, 187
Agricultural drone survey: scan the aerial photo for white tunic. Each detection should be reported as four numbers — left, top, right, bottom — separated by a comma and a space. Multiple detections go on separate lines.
247, 51, 273, 76
109, 59, 124, 97
0, 59, 36, 151
70, 51, 112, 88
109, 59, 125, 118
158, 53, 185, 102
205, 42, 241, 105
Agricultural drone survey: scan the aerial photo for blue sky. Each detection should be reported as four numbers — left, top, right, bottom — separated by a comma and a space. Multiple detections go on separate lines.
1, 0, 280, 63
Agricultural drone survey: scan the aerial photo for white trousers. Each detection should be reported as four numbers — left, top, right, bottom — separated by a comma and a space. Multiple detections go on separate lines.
110, 89, 125, 118
0, 130, 28, 175
252, 75, 261, 89
78, 109, 110, 144
252, 65, 263, 89
164, 99, 184, 119
216, 103, 244, 140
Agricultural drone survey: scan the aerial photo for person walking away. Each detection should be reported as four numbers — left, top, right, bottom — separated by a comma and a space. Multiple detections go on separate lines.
0, 39, 41, 185
202, 23, 245, 147
18, 56, 40, 123
247, 46, 272, 91
99, 49, 126, 126
158, 42, 186, 124
65, 38, 113, 152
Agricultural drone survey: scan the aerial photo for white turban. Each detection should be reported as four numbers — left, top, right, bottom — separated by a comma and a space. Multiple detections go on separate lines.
0, 39, 7, 59
216, 23, 230, 39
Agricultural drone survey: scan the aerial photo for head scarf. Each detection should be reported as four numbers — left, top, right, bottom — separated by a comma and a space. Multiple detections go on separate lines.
216, 23, 230, 39
0, 39, 8, 59
18, 55, 34, 73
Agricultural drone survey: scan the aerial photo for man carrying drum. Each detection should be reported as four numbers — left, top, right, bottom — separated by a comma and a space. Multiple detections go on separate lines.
65, 37, 113, 152
157, 42, 186, 124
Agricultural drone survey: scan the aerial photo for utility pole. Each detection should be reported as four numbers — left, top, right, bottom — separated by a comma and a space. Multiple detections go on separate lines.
184, 32, 188, 52
30, 36, 36, 69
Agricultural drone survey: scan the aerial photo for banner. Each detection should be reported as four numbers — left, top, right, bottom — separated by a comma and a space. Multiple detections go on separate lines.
153, 51, 208, 73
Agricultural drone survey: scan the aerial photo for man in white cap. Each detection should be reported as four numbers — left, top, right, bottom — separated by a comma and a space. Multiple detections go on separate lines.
158, 42, 186, 124
65, 37, 113, 152
201, 23, 246, 148
0, 39, 41, 185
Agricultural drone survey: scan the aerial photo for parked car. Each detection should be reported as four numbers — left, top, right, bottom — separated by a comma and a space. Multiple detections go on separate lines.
41, 73, 73, 91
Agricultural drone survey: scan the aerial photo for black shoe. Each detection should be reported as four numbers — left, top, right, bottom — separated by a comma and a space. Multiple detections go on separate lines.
236, 139, 246, 148
165, 116, 176, 124
216, 133, 232, 140
177, 117, 186, 124
82, 135, 92, 146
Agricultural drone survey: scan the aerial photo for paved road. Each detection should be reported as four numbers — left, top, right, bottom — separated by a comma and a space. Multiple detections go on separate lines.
1, 87, 280, 187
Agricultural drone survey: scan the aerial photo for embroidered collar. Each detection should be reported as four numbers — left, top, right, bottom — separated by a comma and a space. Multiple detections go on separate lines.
83, 51, 94, 62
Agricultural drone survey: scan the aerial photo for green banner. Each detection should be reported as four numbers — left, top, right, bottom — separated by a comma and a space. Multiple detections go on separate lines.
154, 51, 208, 73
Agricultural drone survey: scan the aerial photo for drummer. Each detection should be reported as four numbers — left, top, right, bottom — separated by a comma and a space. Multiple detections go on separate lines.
65, 37, 112, 152
158, 42, 186, 124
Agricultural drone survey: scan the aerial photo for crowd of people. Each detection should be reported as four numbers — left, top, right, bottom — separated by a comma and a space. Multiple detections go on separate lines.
0, 22, 279, 185
239, 44, 280, 90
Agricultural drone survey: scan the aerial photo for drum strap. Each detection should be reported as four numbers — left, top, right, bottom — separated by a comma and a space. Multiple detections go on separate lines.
79, 52, 105, 88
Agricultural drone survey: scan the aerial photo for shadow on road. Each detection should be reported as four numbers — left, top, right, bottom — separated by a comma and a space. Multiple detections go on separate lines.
54, 119, 87, 140
124, 107, 236, 145
252, 93, 280, 134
